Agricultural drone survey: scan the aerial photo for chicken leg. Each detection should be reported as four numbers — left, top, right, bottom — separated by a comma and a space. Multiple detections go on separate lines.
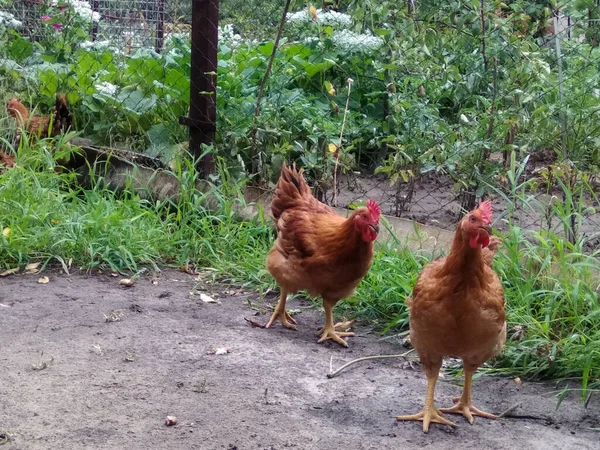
396, 372, 456, 433
265, 289, 297, 330
438, 366, 497, 424
316, 299, 354, 347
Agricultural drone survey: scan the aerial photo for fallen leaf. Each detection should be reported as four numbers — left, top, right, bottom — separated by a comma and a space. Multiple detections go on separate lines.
309, 4, 317, 21
334, 318, 355, 332
207, 347, 230, 355
119, 278, 135, 287
165, 416, 177, 426
514, 377, 522, 388
200, 293, 219, 304
25, 262, 41, 273
244, 318, 266, 328
38, 276, 50, 284
0, 267, 19, 277
2, 227, 10, 237
179, 265, 198, 275
328, 143, 338, 153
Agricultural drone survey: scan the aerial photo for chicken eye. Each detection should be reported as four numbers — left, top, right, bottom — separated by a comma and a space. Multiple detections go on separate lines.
469, 215, 476, 223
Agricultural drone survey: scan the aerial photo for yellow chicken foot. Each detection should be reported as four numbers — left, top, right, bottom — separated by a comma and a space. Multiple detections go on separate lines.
315, 319, 355, 336
439, 368, 497, 424
317, 326, 354, 347
316, 300, 353, 347
396, 375, 456, 433
265, 290, 297, 330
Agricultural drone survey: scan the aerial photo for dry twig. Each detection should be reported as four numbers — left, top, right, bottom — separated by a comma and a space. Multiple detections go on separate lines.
327, 349, 415, 379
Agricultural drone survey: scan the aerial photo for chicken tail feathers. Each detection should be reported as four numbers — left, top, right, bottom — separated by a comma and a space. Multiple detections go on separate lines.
271, 162, 313, 220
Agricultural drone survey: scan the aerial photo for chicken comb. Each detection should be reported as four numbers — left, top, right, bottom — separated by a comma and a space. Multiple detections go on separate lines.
367, 199, 381, 222
478, 200, 493, 224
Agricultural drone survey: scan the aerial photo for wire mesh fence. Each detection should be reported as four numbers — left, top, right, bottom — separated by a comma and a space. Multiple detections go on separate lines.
1, 1, 600, 244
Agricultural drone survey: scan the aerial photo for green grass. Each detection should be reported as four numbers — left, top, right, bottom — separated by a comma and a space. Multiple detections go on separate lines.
0, 137, 599, 405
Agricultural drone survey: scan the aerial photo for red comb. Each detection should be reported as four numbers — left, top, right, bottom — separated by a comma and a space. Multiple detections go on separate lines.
478, 200, 493, 224
367, 199, 381, 222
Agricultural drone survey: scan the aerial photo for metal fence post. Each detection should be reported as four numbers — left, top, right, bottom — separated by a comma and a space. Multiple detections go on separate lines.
91, 0, 99, 41
180, 0, 218, 178
155, 0, 165, 53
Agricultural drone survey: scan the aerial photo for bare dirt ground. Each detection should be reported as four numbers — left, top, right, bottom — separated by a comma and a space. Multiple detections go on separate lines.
0, 269, 598, 450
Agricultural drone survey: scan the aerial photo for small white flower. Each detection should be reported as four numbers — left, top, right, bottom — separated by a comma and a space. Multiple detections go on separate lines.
287, 8, 351, 26
57, 0, 101, 23
0, 11, 22, 29
218, 23, 243, 47
331, 29, 383, 53
80, 40, 111, 50
95, 81, 118, 96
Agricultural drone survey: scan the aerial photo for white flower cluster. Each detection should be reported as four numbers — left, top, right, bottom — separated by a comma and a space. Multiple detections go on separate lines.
80, 40, 111, 50
52, 0, 101, 23
287, 8, 351, 26
331, 29, 384, 53
0, 11, 22, 29
95, 81, 118, 96
218, 24, 243, 47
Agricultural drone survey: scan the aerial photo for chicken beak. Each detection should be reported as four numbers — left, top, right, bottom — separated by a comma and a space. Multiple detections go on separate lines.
369, 223, 380, 235
479, 224, 492, 235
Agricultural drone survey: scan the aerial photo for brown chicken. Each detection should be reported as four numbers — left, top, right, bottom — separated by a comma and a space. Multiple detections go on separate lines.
265, 163, 381, 347
7, 93, 72, 146
0, 150, 15, 168
396, 201, 506, 432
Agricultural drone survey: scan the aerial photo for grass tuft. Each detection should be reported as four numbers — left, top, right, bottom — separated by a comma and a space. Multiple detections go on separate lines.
0, 138, 598, 403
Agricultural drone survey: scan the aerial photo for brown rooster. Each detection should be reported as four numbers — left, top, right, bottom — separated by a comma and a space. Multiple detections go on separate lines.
396, 201, 506, 432
265, 163, 381, 347
7, 93, 72, 147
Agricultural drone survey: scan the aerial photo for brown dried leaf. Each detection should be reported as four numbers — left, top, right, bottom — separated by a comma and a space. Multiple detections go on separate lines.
200, 293, 218, 304
0, 267, 19, 277
244, 318, 266, 328
119, 278, 135, 287
179, 265, 198, 275
25, 262, 41, 273
334, 318, 355, 332
38, 276, 50, 284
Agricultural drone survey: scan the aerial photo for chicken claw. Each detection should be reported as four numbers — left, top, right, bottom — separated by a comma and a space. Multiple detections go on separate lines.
315, 320, 354, 335
396, 407, 456, 433
265, 309, 297, 330
316, 328, 354, 347
396, 374, 457, 433
439, 401, 497, 424
438, 368, 498, 424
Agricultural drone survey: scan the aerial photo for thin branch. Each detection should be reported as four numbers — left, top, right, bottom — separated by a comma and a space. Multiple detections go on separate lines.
249, 0, 293, 179
483, 56, 497, 161
497, 402, 521, 418
327, 349, 415, 379
480, 0, 487, 70
332, 78, 354, 207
